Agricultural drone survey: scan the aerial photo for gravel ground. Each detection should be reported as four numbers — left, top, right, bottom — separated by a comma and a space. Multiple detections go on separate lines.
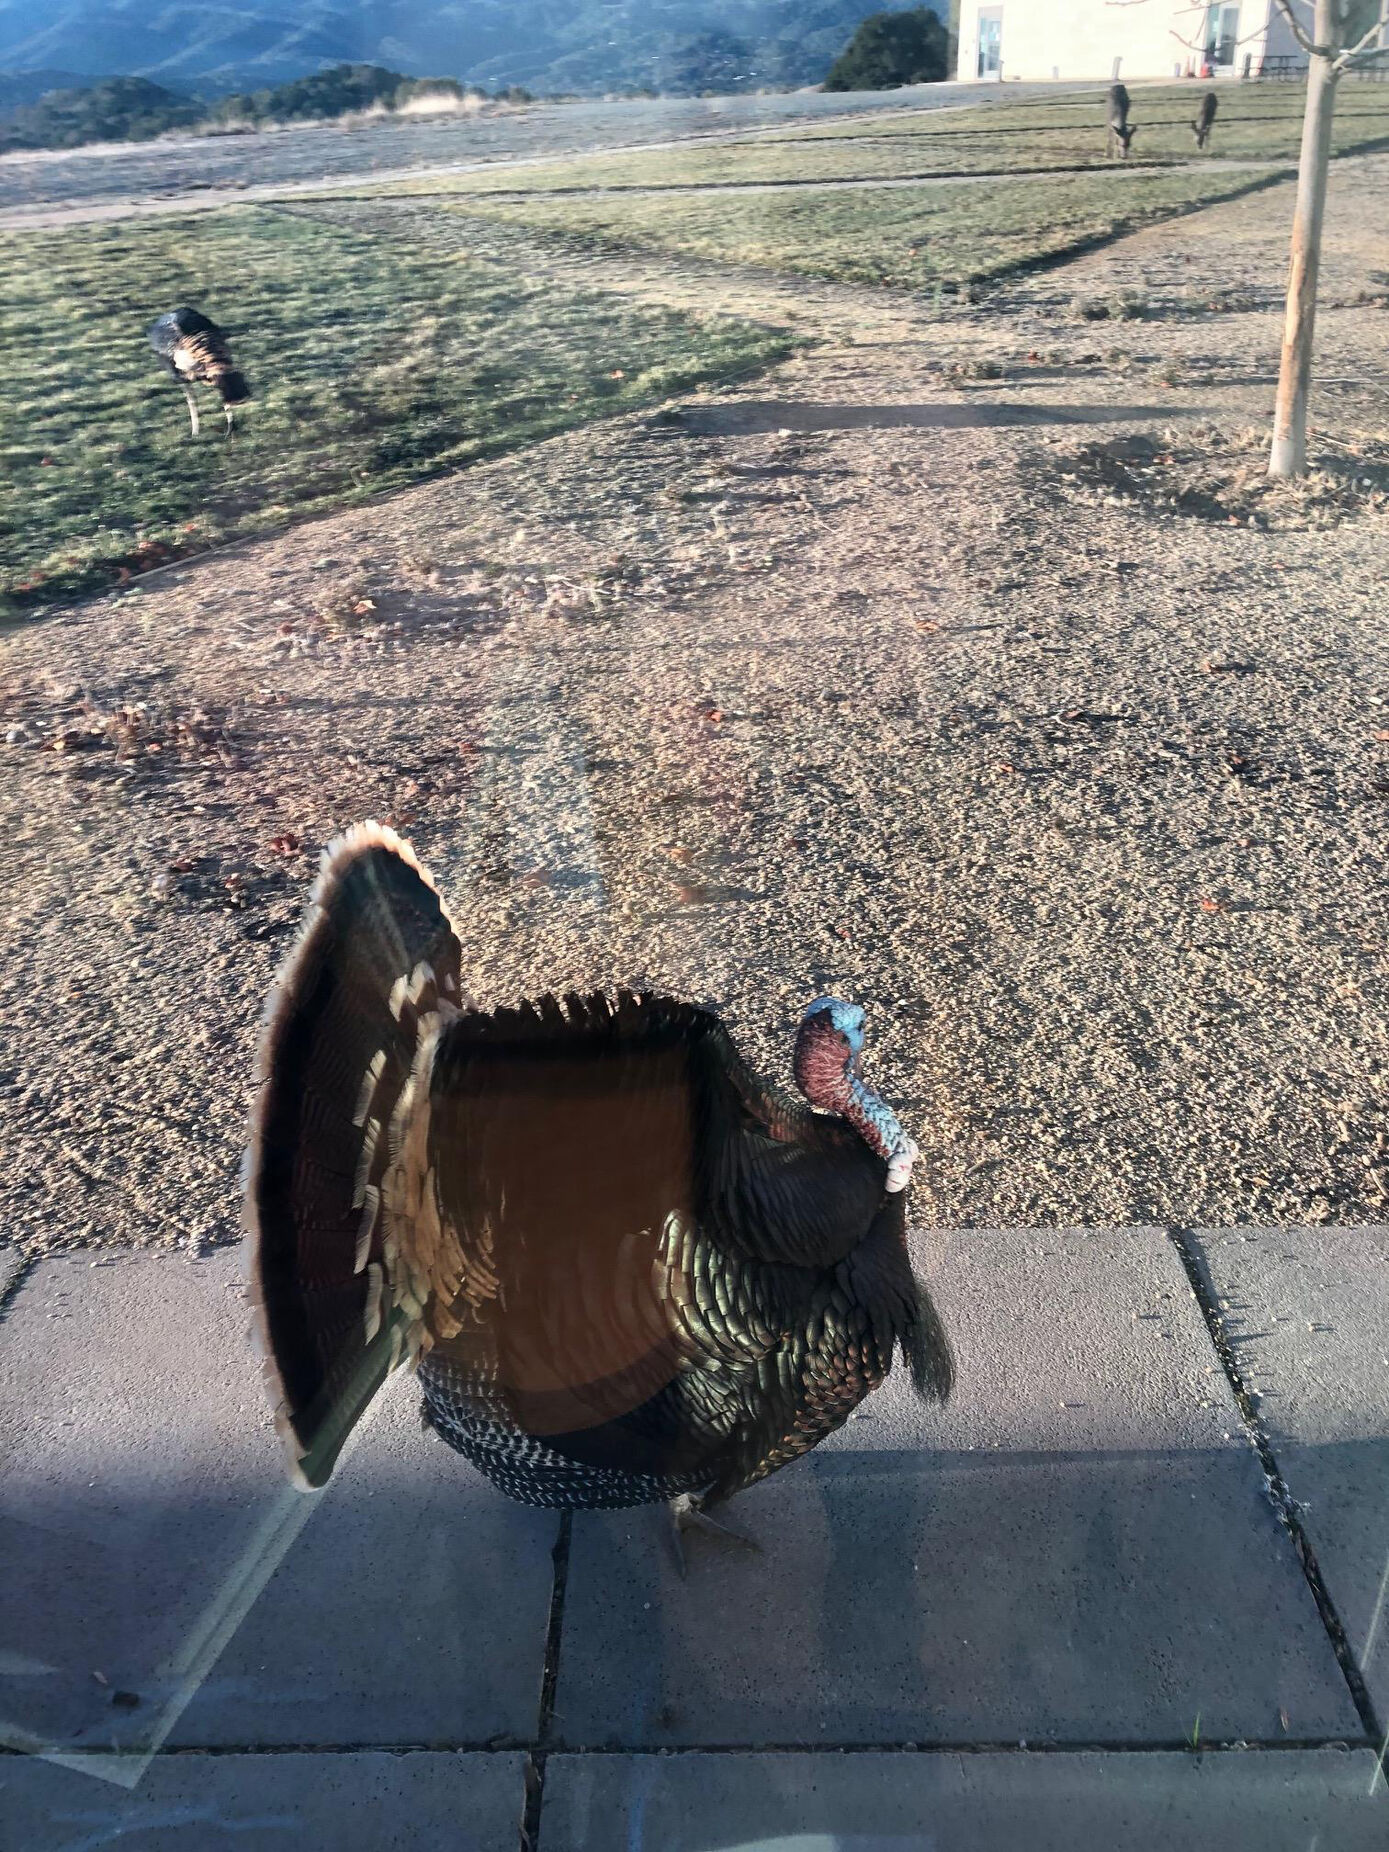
1, 156, 1386, 1264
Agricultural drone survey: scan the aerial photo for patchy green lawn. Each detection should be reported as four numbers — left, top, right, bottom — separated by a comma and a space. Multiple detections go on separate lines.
0, 204, 793, 610
781, 81, 1389, 151
437, 166, 1289, 294
359, 82, 1388, 299
369, 84, 1389, 195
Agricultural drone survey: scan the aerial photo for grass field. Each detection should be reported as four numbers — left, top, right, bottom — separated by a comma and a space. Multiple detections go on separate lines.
376, 84, 1389, 195
437, 166, 1287, 293
8, 81, 1383, 614
363, 81, 1388, 298
0, 205, 792, 609
779, 81, 1389, 145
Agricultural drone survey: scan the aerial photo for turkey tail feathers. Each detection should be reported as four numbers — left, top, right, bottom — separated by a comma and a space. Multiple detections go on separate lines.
245, 822, 463, 1489
901, 1277, 954, 1405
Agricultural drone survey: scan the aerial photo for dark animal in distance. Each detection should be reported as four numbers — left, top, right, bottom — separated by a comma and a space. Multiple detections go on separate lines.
246, 825, 953, 1567
1107, 82, 1136, 159
1192, 91, 1218, 150
148, 307, 250, 437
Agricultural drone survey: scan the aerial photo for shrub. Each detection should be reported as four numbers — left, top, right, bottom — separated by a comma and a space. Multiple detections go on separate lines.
823, 7, 949, 92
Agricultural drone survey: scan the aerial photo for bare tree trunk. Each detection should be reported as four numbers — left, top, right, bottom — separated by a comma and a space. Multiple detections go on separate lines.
1269, 0, 1340, 478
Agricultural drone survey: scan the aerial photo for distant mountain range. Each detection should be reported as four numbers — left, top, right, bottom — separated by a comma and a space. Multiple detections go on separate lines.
0, 66, 94, 105
0, 2, 942, 97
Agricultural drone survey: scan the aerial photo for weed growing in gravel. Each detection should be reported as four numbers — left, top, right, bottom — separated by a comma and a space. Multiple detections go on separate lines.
311, 569, 379, 629
1070, 294, 1110, 322
1107, 290, 1149, 321
1071, 289, 1148, 322
2, 691, 237, 771
0, 205, 793, 611
1045, 427, 1389, 529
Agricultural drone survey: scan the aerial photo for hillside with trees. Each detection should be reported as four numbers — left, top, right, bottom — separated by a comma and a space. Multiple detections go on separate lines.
0, 75, 201, 150
0, 64, 490, 153
212, 63, 479, 128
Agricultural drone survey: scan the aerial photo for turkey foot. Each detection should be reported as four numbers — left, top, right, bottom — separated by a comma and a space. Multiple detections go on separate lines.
668, 1492, 760, 1577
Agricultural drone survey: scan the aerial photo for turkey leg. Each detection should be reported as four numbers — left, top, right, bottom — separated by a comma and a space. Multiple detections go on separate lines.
667, 1491, 760, 1577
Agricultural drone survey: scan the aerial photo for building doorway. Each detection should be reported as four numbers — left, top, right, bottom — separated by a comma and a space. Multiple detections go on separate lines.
1205, 2, 1240, 69
977, 6, 1003, 78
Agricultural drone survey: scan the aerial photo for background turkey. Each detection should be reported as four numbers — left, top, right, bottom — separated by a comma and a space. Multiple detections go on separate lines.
245, 824, 953, 1565
1192, 92, 1218, 151
148, 306, 251, 437
1106, 82, 1135, 159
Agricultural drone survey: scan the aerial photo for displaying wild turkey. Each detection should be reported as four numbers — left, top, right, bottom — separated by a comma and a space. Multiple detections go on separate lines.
148, 307, 251, 437
1192, 91, 1218, 151
246, 824, 953, 1563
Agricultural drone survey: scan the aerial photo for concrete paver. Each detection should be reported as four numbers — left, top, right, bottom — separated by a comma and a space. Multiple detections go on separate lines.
1196, 1227, 1389, 1719
553, 1230, 1362, 1747
0, 1251, 556, 1755
0, 1749, 526, 1850
3, 1228, 1381, 1848
541, 1747, 1389, 1851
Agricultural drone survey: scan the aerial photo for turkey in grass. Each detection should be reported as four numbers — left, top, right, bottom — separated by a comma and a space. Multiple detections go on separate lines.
245, 824, 952, 1567
148, 308, 251, 437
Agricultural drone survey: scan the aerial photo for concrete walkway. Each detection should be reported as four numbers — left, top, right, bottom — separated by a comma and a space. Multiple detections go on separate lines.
1, 1227, 1386, 1848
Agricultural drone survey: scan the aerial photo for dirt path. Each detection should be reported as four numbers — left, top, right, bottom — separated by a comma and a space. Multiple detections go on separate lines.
370, 158, 1298, 201
1, 159, 1386, 1262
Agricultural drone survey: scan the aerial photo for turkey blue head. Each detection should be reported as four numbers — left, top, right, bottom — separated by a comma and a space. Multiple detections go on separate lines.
793, 997, 918, 1193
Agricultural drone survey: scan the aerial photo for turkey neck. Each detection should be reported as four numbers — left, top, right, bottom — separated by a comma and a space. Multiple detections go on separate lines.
841, 1072, 911, 1172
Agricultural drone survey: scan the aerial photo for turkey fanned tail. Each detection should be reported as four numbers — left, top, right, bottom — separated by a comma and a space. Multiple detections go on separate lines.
246, 822, 464, 1489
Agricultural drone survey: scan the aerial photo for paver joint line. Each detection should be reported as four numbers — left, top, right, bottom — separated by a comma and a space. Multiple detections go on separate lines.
0, 1733, 1373, 1761
521, 1510, 573, 1852
531, 1736, 1374, 1757
1167, 1225, 1386, 1765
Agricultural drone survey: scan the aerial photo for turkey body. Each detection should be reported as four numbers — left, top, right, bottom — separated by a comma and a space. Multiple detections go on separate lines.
148, 307, 250, 433
247, 825, 952, 1518
415, 1006, 943, 1512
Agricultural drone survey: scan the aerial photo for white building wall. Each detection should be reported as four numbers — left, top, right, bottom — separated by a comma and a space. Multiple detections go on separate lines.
953, 1, 1311, 84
